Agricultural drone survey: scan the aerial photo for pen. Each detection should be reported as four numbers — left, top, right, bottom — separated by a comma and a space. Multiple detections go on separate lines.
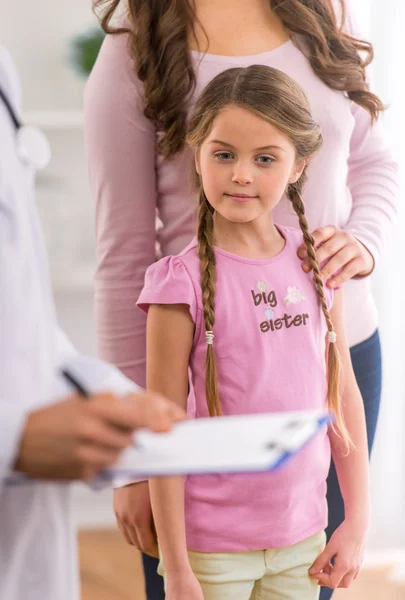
61, 369, 90, 399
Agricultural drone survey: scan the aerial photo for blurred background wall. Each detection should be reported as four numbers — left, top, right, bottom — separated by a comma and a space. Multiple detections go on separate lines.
0, 0, 404, 557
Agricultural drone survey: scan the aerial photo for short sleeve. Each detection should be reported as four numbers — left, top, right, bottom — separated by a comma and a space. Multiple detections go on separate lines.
137, 256, 199, 323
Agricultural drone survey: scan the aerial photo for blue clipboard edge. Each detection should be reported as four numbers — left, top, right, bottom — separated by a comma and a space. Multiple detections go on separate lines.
270, 413, 334, 472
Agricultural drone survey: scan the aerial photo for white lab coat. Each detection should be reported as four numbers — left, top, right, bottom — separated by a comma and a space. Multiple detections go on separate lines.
0, 48, 138, 600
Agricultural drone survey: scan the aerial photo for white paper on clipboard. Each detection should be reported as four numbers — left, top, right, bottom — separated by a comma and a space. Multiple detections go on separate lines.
104, 409, 331, 480
5, 410, 331, 487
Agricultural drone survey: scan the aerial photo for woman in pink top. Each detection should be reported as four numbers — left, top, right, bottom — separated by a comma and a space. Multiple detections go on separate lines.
84, 1, 398, 598
138, 65, 369, 599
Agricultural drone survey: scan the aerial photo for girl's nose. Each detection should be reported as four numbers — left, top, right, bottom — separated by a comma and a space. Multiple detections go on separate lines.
232, 163, 254, 185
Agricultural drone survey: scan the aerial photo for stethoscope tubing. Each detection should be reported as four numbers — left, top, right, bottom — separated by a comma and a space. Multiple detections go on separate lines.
0, 85, 22, 129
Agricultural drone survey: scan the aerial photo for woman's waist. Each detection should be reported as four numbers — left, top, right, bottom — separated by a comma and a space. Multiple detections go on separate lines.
342, 278, 378, 347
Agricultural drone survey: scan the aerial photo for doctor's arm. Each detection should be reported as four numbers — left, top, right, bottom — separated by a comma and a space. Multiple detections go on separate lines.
0, 206, 183, 484
0, 199, 36, 484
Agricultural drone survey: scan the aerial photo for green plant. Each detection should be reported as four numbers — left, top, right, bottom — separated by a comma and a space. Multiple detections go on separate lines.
70, 27, 105, 77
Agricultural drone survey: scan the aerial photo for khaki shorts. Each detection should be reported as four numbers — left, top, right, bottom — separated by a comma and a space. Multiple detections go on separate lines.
158, 530, 326, 600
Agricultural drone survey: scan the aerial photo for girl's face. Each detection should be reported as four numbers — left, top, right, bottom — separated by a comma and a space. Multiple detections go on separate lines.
195, 105, 305, 224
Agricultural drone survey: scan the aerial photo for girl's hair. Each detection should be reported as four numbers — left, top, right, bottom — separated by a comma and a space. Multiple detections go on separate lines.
186, 65, 349, 446
94, 0, 383, 160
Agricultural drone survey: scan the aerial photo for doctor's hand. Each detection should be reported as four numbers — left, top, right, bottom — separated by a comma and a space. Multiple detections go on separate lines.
114, 481, 159, 557
297, 226, 374, 288
14, 391, 184, 481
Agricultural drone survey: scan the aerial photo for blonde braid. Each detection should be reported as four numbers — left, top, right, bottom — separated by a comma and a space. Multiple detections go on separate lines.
288, 178, 351, 449
196, 192, 222, 417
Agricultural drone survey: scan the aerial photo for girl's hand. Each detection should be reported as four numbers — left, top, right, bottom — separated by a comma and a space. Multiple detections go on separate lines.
166, 570, 204, 600
309, 520, 366, 589
297, 226, 374, 288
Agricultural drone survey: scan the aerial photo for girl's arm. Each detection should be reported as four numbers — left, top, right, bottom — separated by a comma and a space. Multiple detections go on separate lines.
310, 288, 370, 590
329, 289, 370, 525
146, 303, 195, 576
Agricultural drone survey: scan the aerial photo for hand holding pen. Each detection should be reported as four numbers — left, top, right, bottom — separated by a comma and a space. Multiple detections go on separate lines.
13, 370, 185, 482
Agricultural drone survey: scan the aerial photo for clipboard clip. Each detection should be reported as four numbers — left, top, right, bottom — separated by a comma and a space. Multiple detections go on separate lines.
265, 413, 334, 468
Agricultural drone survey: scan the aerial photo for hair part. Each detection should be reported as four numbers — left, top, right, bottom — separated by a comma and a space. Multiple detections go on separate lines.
93, 0, 383, 160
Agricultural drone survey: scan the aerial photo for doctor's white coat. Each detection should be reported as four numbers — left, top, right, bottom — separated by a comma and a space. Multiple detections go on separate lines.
0, 48, 136, 600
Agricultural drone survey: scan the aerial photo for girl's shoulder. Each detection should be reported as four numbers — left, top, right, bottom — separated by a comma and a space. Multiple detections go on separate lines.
173, 236, 202, 278
145, 238, 200, 285
138, 240, 201, 322
276, 224, 305, 253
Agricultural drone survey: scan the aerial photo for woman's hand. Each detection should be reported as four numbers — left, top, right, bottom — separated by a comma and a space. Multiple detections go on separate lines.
297, 226, 374, 288
113, 481, 159, 557
166, 570, 204, 600
309, 519, 366, 589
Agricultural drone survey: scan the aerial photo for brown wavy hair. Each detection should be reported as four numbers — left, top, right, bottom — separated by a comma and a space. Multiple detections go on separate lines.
94, 0, 383, 160
186, 65, 350, 447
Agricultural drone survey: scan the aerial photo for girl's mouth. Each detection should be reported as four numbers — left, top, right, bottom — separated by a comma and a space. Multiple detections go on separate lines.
224, 193, 258, 202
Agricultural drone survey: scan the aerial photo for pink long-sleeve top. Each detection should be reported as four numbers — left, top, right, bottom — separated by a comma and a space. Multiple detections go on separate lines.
84, 9, 398, 388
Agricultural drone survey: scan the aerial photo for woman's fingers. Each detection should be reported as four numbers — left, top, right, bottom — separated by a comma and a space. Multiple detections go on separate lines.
304, 234, 348, 270
116, 517, 139, 547
326, 258, 364, 288
300, 231, 354, 274
297, 226, 336, 259
298, 225, 374, 286
137, 522, 159, 557
318, 245, 357, 281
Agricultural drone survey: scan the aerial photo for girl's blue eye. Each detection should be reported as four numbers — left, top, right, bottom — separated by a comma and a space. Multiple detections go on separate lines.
215, 152, 233, 160
257, 156, 275, 165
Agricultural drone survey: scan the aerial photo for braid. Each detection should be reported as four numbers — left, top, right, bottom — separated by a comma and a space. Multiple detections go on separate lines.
289, 180, 334, 331
196, 192, 221, 417
288, 177, 351, 449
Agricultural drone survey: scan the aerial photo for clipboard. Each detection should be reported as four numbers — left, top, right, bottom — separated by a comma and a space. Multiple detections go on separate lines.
110, 409, 332, 479
4, 410, 331, 487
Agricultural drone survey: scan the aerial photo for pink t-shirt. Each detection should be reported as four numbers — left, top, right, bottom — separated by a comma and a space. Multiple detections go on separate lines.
137, 225, 333, 551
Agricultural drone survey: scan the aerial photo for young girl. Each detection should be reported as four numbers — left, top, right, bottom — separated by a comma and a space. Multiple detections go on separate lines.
137, 66, 369, 600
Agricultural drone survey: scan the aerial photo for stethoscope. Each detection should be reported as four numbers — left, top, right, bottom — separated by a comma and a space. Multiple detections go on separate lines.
0, 85, 51, 170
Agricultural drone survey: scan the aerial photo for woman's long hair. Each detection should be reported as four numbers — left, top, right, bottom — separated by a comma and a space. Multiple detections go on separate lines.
186, 65, 350, 447
94, 0, 383, 160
